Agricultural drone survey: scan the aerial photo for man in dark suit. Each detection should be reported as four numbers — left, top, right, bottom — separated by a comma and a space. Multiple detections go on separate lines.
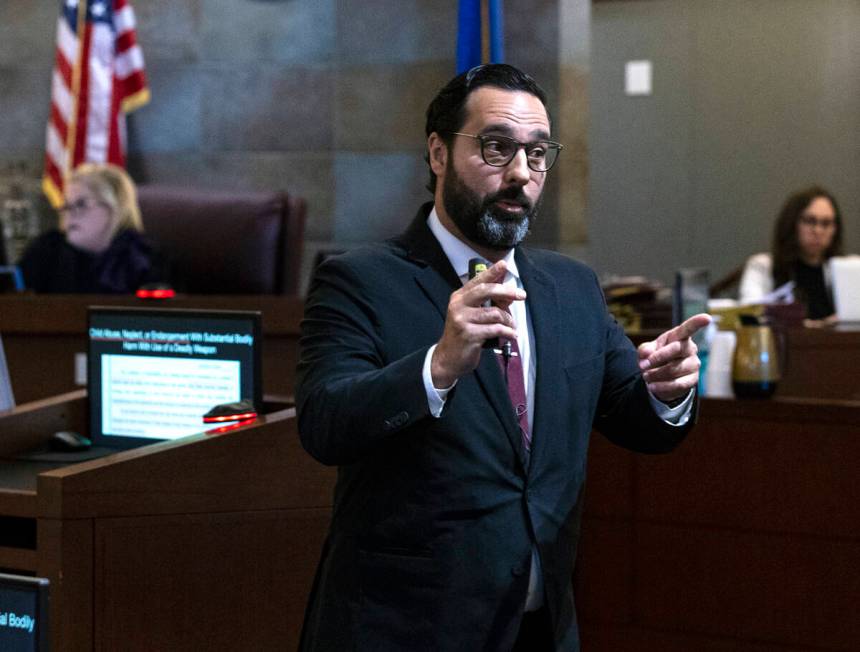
296, 64, 708, 651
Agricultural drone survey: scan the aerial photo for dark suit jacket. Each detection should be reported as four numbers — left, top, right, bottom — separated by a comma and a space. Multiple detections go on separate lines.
296, 204, 694, 651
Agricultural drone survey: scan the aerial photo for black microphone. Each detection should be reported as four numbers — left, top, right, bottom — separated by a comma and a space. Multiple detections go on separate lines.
468, 258, 502, 352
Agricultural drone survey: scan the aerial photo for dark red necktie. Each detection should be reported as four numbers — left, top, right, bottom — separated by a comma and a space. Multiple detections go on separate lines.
495, 320, 530, 452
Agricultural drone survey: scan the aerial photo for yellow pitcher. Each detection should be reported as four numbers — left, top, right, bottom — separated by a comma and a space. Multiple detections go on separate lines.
732, 314, 780, 398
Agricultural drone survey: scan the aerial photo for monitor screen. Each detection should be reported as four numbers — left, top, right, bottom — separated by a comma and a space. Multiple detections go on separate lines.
0, 573, 49, 652
0, 266, 23, 293
830, 255, 860, 322
673, 268, 709, 326
88, 306, 262, 449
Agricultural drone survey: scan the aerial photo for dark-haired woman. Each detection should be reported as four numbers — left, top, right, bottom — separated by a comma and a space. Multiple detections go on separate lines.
739, 185, 843, 322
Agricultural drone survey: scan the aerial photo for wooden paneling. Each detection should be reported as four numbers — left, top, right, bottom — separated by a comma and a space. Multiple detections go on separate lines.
0, 400, 335, 650
38, 517, 94, 650
777, 326, 860, 401
0, 545, 36, 571
637, 406, 860, 537
578, 397, 860, 652
94, 509, 328, 651
635, 524, 860, 650
581, 625, 819, 652
582, 435, 636, 520
574, 518, 634, 625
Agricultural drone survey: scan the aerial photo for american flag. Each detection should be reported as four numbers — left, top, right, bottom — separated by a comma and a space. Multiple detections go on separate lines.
42, 0, 149, 207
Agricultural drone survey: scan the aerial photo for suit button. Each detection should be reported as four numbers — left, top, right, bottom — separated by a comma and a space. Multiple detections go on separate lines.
393, 411, 409, 426
511, 564, 526, 577
383, 411, 409, 430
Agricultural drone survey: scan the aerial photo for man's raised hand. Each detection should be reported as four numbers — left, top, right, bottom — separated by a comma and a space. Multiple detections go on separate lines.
430, 260, 526, 388
637, 313, 712, 403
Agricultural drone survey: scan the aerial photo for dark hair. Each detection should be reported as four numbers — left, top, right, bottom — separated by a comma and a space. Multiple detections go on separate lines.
771, 185, 843, 286
424, 64, 550, 193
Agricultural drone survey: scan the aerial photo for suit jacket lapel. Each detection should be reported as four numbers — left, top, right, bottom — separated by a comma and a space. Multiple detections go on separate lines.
395, 205, 527, 467
394, 203, 461, 319
516, 247, 561, 474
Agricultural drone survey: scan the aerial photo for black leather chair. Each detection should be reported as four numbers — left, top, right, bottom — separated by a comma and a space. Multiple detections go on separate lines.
136, 185, 306, 295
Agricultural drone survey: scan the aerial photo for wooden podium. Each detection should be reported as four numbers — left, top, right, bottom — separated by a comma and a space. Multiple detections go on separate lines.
0, 391, 335, 650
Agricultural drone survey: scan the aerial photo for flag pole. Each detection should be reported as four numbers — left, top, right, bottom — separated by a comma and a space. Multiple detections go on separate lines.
67, 0, 89, 181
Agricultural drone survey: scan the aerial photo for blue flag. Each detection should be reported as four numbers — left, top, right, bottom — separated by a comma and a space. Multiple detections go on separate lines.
456, 0, 504, 74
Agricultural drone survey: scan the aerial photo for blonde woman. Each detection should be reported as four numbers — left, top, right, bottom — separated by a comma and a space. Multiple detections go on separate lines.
20, 164, 168, 293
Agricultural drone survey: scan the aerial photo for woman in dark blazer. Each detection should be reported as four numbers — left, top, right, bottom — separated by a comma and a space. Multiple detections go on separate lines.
20, 163, 167, 293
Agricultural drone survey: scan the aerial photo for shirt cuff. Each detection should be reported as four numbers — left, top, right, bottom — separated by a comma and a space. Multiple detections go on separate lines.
648, 388, 695, 427
423, 344, 457, 418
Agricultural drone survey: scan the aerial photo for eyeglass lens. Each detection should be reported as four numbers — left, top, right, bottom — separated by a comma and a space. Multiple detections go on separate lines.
800, 215, 835, 229
59, 199, 98, 214
481, 136, 560, 171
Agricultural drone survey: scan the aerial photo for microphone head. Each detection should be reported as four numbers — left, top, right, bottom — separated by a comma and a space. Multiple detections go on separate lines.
469, 258, 489, 280
469, 257, 498, 350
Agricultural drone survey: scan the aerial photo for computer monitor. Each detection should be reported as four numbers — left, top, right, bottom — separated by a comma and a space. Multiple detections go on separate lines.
830, 256, 860, 323
88, 306, 262, 449
0, 334, 14, 412
673, 268, 709, 348
0, 573, 49, 652
0, 266, 23, 293
673, 268, 709, 322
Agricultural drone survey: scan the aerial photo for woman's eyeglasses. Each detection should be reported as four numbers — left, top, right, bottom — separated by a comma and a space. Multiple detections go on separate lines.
57, 198, 107, 216
799, 215, 836, 230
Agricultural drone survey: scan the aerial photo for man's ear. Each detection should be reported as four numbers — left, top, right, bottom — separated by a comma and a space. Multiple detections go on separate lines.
427, 132, 448, 177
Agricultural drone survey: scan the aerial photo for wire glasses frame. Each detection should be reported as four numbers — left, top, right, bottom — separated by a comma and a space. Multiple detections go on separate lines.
57, 198, 109, 216
448, 132, 563, 172
798, 214, 836, 230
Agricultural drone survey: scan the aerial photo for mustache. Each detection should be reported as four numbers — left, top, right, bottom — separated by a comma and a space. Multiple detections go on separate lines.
484, 187, 532, 211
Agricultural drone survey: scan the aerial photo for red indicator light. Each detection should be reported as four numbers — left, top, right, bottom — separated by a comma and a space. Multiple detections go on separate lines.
136, 287, 176, 299
204, 417, 257, 435
202, 411, 258, 424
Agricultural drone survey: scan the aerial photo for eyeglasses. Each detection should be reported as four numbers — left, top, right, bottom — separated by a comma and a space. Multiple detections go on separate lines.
57, 198, 107, 216
448, 132, 563, 172
799, 215, 836, 230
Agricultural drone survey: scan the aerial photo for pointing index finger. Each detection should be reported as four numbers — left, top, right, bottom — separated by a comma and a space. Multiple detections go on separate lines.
664, 313, 712, 343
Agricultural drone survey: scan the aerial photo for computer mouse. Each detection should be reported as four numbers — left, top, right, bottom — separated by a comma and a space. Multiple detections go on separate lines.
49, 430, 92, 452
202, 399, 258, 423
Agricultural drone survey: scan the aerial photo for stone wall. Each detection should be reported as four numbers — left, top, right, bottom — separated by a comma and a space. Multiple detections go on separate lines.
0, 0, 586, 291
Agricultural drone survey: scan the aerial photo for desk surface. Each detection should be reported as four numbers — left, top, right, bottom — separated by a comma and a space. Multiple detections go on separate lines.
0, 460, 64, 493
0, 293, 303, 334
2, 295, 859, 403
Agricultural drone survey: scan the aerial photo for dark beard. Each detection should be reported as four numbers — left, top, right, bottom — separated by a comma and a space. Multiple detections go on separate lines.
442, 164, 540, 251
